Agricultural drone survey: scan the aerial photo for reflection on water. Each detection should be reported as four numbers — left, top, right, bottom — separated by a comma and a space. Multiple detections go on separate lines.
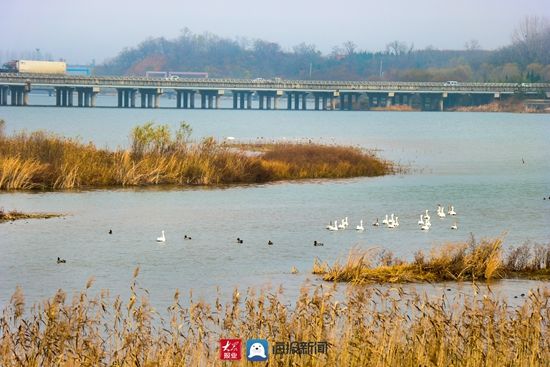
0, 106, 549, 310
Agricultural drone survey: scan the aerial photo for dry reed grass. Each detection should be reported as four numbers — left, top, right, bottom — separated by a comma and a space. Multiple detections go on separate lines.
0, 270, 548, 366
0, 207, 62, 222
0, 124, 393, 190
318, 237, 550, 283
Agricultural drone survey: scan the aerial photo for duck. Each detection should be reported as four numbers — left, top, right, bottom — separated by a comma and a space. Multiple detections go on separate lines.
313, 240, 324, 246
372, 218, 380, 227
237, 237, 244, 244
57, 257, 66, 264
268, 240, 273, 245
156, 231, 166, 242
108, 229, 112, 234
356, 220, 364, 231
451, 222, 458, 230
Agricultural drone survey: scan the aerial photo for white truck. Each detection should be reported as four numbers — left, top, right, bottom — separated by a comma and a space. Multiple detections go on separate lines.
1, 60, 67, 74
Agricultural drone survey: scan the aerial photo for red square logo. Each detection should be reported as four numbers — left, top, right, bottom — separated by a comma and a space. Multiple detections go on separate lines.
220, 339, 242, 361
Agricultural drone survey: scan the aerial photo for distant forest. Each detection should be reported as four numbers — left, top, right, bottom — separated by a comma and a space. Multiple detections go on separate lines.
97, 17, 550, 82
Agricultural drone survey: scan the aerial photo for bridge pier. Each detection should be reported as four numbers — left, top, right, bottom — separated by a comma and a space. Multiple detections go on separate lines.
340, 93, 357, 110
54, 87, 74, 107
8, 86, 28, 106
239, 92, 245, 109
117, 89, 137, 108
0, 86, 6, 105
174, 90, 197, 109
76, 87, 98, 107
0, 86, 8, 105
313, 92, 334, 110
232, 91, 251, 109
257, 91, 277, 110
138, 88, 162, 108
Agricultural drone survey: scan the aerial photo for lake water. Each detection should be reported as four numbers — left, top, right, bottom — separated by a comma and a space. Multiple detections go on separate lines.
1, 96, 549, 310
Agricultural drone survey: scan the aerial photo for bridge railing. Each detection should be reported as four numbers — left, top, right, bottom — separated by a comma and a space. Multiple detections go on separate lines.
1, 73, 549, 93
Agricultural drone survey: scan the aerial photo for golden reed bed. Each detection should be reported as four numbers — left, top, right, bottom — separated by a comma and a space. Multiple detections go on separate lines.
313, 237, 550, 283
1, 267, 548, 367
0, 121, 394, 190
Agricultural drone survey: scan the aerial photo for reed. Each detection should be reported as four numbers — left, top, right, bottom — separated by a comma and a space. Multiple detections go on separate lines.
0, 271, 548, 366
0, 207, 62, 222
0, 123, 393, 190
317, 237, 550, 283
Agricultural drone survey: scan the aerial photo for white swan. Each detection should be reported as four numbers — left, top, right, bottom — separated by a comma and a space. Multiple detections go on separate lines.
421, 220, 430, 231
356, 220, 364, 231
423, 210, 430, 221
451, 222, 458, 230
394, 216, 399, 227
382, 214, 389, 225
448, 205, 457, 216
156, 230, 166, 242
343, 217, 349, 228
328, 220, 339, 231
437, 205, 446, 218
418, 215, 424, 226
338, 219, 346, 230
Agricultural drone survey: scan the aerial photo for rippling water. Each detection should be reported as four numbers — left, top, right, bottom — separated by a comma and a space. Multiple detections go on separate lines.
1, 98, 549, 309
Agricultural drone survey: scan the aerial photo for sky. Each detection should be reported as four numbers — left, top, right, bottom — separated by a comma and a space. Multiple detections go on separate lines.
1, 0, 549, 64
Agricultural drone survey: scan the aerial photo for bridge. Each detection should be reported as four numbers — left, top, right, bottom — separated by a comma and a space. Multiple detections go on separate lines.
1, 73, 548, 111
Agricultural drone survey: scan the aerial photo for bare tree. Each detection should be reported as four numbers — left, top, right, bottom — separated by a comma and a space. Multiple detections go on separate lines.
342, 41, 357, 56
464, 39, 481, 51
512, 16, 548, 44
385, 41, 408, 56
511, 16, 550, 64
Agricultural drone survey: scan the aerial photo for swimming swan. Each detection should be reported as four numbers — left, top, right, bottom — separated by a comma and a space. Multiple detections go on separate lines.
156, 231, 166, 242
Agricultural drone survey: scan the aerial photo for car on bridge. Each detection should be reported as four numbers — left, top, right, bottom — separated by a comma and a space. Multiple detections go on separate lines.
444, 81, 459, 86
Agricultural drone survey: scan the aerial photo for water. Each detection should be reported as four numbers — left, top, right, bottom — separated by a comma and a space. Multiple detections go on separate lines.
1, 98, 549, 310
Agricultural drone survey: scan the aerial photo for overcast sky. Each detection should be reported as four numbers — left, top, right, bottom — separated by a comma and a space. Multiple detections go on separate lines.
1, 0, 549, 64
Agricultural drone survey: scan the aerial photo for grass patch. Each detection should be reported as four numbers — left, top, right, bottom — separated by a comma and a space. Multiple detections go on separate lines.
316, 237, 550, 283
0, 271, 548, 366
0, 122, 394, 190
0, 207, 62, 223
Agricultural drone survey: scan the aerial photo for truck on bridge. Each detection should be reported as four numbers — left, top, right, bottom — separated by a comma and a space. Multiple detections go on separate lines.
1, 60, 67, 74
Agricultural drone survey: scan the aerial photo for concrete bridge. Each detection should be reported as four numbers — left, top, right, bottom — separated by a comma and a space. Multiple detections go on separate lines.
0, 73, 548, 111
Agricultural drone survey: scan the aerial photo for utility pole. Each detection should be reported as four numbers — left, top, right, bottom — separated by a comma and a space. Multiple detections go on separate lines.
309, 62, 312, 79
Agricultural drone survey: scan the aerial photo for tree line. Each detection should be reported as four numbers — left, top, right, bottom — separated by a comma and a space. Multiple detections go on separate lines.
96, 17, 550, 82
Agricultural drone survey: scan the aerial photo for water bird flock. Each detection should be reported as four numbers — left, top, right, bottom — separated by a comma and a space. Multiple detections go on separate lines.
325, 204, 457, 233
